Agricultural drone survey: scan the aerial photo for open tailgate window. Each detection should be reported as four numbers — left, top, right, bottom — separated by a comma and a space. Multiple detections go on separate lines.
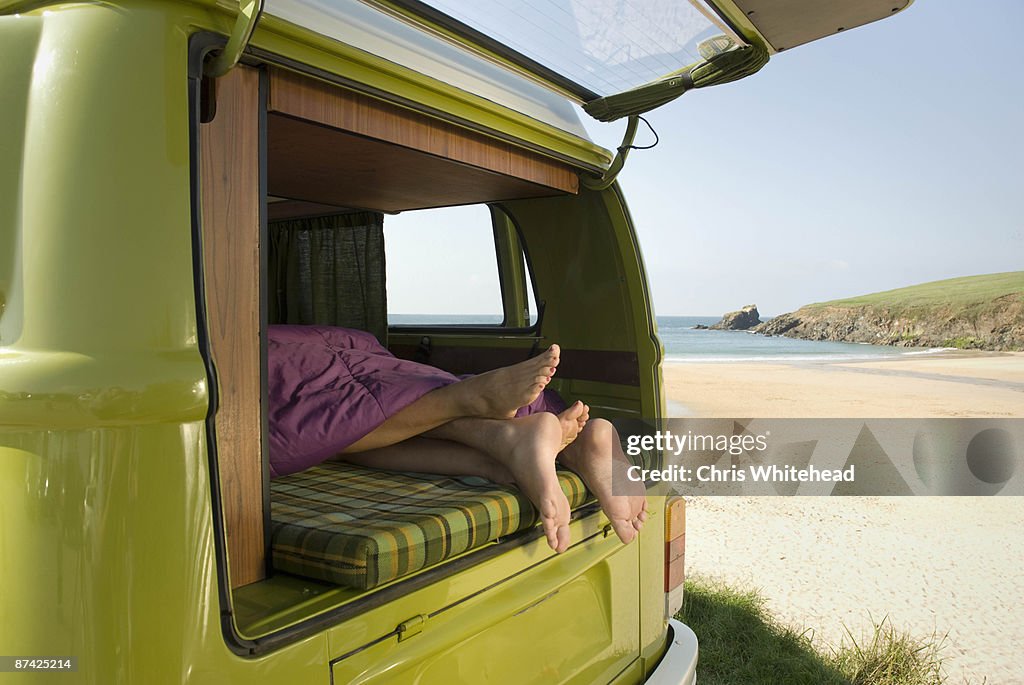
379, 0, 912, 117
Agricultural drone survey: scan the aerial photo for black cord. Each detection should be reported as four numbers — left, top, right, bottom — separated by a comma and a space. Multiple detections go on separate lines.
626, 115, 659, 151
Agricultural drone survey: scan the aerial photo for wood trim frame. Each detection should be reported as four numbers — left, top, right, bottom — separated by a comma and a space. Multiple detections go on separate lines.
268, 67, 579, 194
200, 65, 266, 588
195, 61, 584, 592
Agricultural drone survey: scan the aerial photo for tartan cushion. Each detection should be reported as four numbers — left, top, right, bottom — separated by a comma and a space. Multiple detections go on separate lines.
270, 461, 593, 590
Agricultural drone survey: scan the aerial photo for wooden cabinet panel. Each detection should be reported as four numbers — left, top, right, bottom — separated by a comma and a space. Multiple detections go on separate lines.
268, 67, 579, 195
200, 66, 265, 589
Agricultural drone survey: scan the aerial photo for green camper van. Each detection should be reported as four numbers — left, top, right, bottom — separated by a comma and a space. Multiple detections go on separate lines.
0, 0, 908, 682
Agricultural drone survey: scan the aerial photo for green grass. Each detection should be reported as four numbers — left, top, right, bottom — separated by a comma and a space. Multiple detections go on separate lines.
679, 578, 848, 684
832, 620, 947, 685
805, 271, 1024, 309
678, 577, 965, 685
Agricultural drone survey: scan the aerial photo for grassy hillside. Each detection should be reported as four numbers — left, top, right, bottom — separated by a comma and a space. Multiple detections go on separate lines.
757, 272, 1024, 350
807, 271, 1024, 309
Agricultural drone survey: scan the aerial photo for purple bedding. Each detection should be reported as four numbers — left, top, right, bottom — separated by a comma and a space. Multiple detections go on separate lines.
268, 325, 564, 478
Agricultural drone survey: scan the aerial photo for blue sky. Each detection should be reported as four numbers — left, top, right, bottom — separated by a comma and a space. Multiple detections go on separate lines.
598, 0, 1024, 315
387, 1, 1023, 317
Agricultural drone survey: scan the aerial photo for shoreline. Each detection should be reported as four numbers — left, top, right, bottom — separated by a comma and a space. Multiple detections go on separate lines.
667, 350, 1024, 681
661, 350, 1024, 418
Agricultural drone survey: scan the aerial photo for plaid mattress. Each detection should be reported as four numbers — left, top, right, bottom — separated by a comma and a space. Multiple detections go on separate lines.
270, 461, 593, 590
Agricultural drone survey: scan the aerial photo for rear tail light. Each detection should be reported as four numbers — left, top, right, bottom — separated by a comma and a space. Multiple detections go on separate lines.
665, 496, 686, 616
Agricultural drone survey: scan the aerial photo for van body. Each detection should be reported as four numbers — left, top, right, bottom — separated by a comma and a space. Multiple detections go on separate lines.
0, 0, 908, 682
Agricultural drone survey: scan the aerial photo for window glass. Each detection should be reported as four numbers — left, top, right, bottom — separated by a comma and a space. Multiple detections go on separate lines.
525, 254, 539, 326
385, 205, 504, 325
411, 0, 738, 96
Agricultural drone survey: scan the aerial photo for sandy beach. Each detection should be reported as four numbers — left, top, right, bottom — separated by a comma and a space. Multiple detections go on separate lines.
666, 352, 1023, 682
685, 497, 1023, 684
663, 351, 1024, 418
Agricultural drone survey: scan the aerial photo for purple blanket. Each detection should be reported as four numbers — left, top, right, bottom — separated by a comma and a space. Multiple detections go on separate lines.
268, 325, 563, 478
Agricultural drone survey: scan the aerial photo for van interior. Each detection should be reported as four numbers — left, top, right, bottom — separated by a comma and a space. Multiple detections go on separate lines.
199, 62, 659, 637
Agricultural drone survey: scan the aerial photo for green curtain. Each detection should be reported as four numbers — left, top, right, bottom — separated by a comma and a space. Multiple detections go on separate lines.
268, 211, 388, 344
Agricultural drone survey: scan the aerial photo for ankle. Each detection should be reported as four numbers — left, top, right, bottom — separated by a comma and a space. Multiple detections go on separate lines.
485, 460, 515, 485
434, 380, 478, 418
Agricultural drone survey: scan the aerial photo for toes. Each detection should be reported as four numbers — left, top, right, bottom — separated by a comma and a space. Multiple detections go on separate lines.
545, 526, 559, 551
555, 523, 571, 553
573, 404, 590, 431
610, 519, 637, 545
631, 499, 648, 531
561, 400, 584, 419
557, 402, 586, 430
543, 518, 571, 553
540, 494, 571, 553
540, 508, 559, 550
544, 345, 560, 370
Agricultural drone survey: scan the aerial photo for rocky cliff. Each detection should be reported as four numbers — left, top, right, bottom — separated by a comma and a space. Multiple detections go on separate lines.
709, 304, 761, 330
754, 274, 1024, 351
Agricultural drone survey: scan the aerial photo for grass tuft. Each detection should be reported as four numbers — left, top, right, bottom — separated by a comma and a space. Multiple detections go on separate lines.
832, 618, 946, 685
678, 577, 973, 685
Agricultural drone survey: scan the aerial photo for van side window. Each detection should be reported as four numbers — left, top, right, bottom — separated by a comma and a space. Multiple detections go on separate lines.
526, 257, 539, 326
385, 204, 506, 325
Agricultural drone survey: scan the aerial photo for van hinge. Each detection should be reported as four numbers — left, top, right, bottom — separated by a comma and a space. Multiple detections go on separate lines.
205, 0, 265, 77
397, 614, 429, 642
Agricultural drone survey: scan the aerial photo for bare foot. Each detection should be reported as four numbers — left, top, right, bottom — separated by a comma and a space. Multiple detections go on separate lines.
487, 413, 572, 553
556, 401, 589, 450
559, 419, 647, 545
448, 345, 560, 419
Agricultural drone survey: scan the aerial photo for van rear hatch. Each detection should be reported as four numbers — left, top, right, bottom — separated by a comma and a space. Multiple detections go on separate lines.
261, 0, 912, 122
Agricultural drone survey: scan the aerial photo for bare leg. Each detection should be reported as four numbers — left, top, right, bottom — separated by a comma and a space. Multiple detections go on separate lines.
342, 345, 560, 453
345, 404, 587, 553
335, 437, 513, 485
558, 419, 648, 545
425, 413, 572, 553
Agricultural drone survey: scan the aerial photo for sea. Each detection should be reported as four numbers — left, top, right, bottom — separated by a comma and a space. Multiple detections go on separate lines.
656, 316, 951, 363
388, 314, 952, 363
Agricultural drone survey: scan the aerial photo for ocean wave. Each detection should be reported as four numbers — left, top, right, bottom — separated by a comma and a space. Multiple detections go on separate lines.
900, 347, 958, 356
662, 353, 902, 363
663, 346, 958, 363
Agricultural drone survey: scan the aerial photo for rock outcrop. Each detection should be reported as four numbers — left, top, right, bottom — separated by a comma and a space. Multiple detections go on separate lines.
710, 304, 761, 331
753, 294, 1024, 351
